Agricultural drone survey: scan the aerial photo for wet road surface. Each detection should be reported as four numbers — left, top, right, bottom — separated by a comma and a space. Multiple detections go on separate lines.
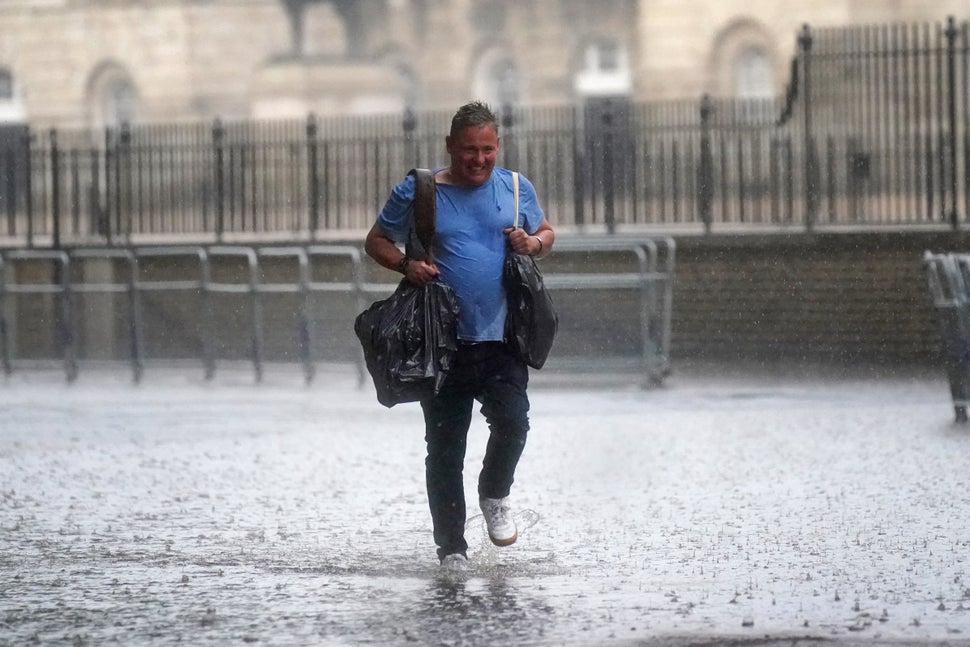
2, 364, 969, 645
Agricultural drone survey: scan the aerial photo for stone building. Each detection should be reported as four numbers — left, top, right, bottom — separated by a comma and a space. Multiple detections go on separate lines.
0, 0, 964, 130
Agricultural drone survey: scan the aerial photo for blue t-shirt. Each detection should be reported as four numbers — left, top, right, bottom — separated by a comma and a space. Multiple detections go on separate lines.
376, 167, 545, 341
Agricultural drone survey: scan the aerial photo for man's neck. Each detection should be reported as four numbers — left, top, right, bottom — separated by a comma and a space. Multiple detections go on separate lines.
435, 167, 490, 187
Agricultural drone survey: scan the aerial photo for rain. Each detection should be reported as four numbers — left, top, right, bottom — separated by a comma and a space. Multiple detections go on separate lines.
2, 2, 970, 645
2, 363, 969, 645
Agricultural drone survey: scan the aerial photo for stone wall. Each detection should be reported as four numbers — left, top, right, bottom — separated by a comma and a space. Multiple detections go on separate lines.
671, 230, 960, 366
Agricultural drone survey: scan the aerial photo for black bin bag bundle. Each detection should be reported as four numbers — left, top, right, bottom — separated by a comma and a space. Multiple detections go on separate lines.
503, 171, 558, 369
354, 168, 459, 407
354, 278, 458, 407
504, 251, 557, 369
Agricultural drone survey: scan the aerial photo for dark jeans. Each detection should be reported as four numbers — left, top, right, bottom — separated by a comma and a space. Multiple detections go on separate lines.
421, 341, 530, 561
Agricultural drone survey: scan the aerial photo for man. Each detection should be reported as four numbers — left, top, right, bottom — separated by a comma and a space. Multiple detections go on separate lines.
364, 101, 555, 570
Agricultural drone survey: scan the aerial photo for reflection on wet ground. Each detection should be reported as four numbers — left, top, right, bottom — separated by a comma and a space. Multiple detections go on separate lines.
2, 366, 970, 645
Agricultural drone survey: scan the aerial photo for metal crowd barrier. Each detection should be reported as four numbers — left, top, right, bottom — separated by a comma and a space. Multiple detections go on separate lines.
252, 246, 312, 384
71, 247, 142, 382
206, 246, 264, 381
305, 245, 366, 386
133, 246, 212, 381
0, 249, 77, 381
923, 251, 970, 422
0, 245, 366, 384
543, 237, 675, 386
0, 239, 674, 386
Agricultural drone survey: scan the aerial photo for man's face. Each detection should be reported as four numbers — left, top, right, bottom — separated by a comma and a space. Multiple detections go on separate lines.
446, 124, 500, 187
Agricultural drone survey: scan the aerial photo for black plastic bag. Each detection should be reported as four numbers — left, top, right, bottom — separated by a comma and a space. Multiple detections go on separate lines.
503, 252, 558, 369
354, 279, 459, 407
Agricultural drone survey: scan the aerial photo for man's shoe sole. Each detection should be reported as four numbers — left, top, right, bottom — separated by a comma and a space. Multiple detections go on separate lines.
489, 531, 517, 547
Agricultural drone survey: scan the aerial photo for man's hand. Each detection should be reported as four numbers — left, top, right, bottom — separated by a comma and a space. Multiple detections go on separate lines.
403, 258, 440, 287
504, 227, 541, 256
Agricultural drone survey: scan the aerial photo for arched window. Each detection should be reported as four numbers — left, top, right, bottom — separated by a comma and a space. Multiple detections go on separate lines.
733, 46, 774, 123
734, 46, 773, 98
708, 19, 778, 123
492, 59, 520, 108
0, 68, 13, 101
87, 62, 139, 130
396, 64, 420, 110
473, 51, 521, 108
574, 38, 631, 96
0, 66, 26, 122
104, 77, 137, 127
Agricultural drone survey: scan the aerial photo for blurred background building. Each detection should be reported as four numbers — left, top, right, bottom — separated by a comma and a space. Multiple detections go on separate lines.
1, 0, 968, 373
0, 0, 965, 130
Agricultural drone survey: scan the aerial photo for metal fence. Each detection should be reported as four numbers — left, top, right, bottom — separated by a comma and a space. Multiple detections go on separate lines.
0, 238, 674, 385
1, 17, 968, 247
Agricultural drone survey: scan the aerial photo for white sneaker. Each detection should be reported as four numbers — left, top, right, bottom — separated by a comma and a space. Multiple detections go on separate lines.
479, 497, 517, 546
440, 553, 468, 572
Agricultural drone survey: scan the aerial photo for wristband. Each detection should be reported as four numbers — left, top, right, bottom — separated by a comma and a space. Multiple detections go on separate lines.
533, 236, 543, 256
397, 256, 411, 274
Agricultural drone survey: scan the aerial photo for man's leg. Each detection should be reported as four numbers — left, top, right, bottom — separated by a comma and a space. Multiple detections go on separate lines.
422, 384, 474, 561
477, 347, 530, 500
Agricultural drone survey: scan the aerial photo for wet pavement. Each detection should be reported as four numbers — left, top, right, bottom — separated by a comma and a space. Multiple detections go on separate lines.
2, 362, 970, 646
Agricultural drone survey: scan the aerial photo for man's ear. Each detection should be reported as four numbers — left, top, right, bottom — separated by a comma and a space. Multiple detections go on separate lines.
445, 135, 454, 154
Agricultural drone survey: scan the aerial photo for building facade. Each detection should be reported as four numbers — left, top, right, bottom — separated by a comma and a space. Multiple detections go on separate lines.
0, 0, 964, 129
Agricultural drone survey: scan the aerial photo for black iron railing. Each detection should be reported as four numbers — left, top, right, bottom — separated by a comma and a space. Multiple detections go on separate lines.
1, 16, 969, 248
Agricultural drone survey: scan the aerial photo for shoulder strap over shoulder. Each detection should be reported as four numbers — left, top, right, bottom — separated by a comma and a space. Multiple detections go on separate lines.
407, 168, 436, 261
512, 171, 520, 228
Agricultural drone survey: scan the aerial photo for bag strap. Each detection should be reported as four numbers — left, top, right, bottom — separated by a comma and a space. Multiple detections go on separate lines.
512, 171, 520, 229
407, 167, 436, 261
